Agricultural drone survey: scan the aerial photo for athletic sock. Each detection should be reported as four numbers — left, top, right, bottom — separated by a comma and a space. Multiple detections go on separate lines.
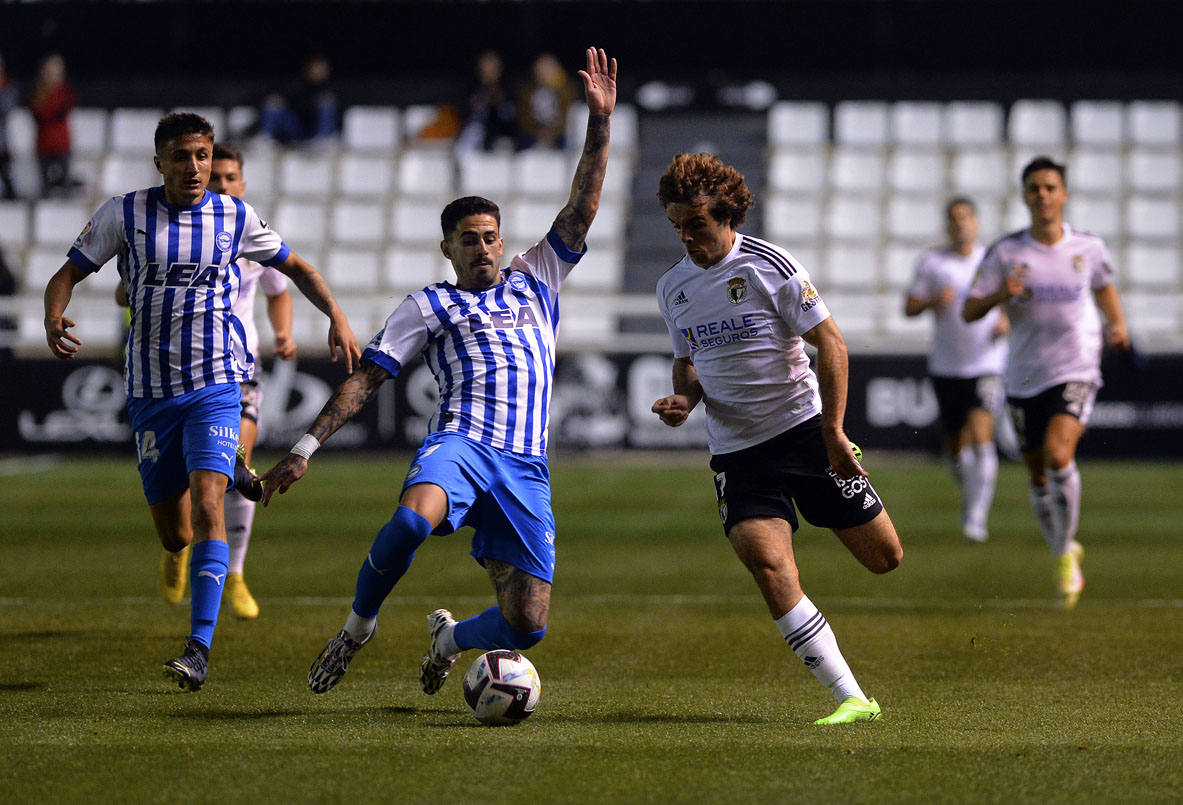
344, 610, 377, 643
224, 489, 255, 575
964, 442, 998, 533
452, 605, 546, 652
351, 506, 431, 619
1028, 482, 1064, 554
956, 446, 976, 527
1048, 461, 1081, 554
775, 595, 867, 703
188, 539, 229, 649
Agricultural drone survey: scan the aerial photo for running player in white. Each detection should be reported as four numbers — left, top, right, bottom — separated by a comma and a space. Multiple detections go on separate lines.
905, 197, 1008, 542
963, 156, 1129, 609
44, 112, 360, 690
260, 47, 616, 697
650, 154, 903, 725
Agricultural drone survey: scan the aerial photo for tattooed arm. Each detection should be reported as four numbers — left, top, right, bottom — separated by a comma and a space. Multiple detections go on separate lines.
552, 47, 617, 252
260, 361, 390, 504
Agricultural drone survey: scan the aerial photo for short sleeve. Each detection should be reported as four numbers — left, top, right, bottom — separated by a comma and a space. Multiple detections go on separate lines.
65, 197, 124, 274
508, 228, 586, 293
752, 259, 830, 335
360, 295, 431, 379
968, 243, 1004, 299
656, 279, 691, 359
236, 201, 289, 267
1090, 240, 1116, 290
259, 267, 288, 297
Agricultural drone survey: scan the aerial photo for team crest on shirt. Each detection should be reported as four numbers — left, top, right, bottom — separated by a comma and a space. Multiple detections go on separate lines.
73, 220, 93, 248
726, 277, 747, 304
216, 231, 233, 251
1072, 255, 1085, 273
800, 280, 819, 312
507, 272, 528, 292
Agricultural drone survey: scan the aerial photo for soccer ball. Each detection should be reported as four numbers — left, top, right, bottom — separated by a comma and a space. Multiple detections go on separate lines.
461, 650, 541, 726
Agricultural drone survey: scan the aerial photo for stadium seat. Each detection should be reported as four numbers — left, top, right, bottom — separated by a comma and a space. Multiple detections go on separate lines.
237, 145, 278, 202
762, 193, 823, 243
882, 301, 931, 339
390, 196, 451, 244
385, 244, 451, 289
1069, 149, 1123, 194
829, 146, 886, 192
950, 148, 1009, 197
944, 101, 1004, 146
585, 197, 627, 247
1126, 101, 1181, 146
823, 245, 879, 290
884, 241, 922, 290
98, 154, 157, 197
887, 150, 945, 193
1125, 244, 1180, 289
457, 150, 513, 197
767, 149, 827, 194
0, 201, 31, 251
767, 101, 829, 148
109, 109, 163, 154
890, 102, 943, 146
4, 107, 35, 158
227, 105, 260, 140
568, 103, 637, 154
70, 108, 109, 158
834, 101, 889, 146
561, 247, 624, 292
1121, 290, 1181, 339
278, 150, 336, 198
337, 153, 396, 198
825, 196, 882, 241
32, 199, 90, 245
1124, 197, 1180, 240
273, 200, 329, 251
175, 106, 226, 140
1003, 198, 1031, 232
20, 245, 69, 289
1068, 195, 1121, 242
330, 199, 387, 247
887, 196, 944, 242
972, 198, 1003, 239
342, 106, 402, 152
396, 147, 455, 197
1069, 101, 1125, 146
514, 149, 569, 197
1127, 148, 1181, 194
554, 293, 615, 344
323, 248, 382, 291
817, 292, 878, 341
1007, 100, 1067, 147
403, 104, 442, 141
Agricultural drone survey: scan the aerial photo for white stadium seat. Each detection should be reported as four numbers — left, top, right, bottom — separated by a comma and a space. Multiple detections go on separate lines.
278, 150, 336, 198
767, 149, 827, 194
767, 101, 829, 148
227, 105, 259, 140
32, 199, 90, 245
109, 109, 163, 154
950, 148, 1009, 197
514, 149, 569, 197
0, 201, 31, 251
823, 245, 879, 290
70, 108, 109, 158
343, 106, 402, 152
833, 101, 889, 146
887, 150, 945, 193
274, 200, 329, 251
330, 199, 387, 247
971, 198, 1003, 239
561, 247, 624, 292
323, 248, 382, 291
397, 147, 454, 197
763, 194, 822, 243
825, 196, 881, 240
944, 101, 1003, 146
818, 292, 878, 340
1127, 149, 1181, 194
1070, 101, 1125, 145
98, 154, 157, 197
1121, 291, 1181, 338
884, 241, 922, 290
1007, 100, 1067, 147
1124, 197, 1180, 240
385, 244, 451, 288
4, 107, 36, 158
887, 196, 944, 242
1126, 101, 1181, 146
1003, 198, 1031, 232
890, 102, 943, 146
1069, 149, 1123, 194
829, 147, 885, 192
1068, 196, 1121, 242
390, 196, 450, 245
1124, 244, 1180, 288
457, 150, 513, 198
585, 198, 626, 247
238, 146, 278, 202
337, 153, 395, 198
20, 245, 69, 288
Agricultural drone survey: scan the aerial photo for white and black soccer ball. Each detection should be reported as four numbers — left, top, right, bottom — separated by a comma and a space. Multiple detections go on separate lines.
461, 650, 541, 726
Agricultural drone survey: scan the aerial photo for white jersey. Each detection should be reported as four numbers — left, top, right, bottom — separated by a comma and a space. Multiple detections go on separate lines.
969, 224, 1114, 398
68, 187, 288, 398
362, 229, 584, 456
907, 244, 1006, 378
233, 258, 288, 375
656, 233, 830, 455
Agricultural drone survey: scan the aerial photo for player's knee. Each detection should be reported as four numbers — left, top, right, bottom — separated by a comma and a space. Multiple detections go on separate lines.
369, 506, 431, 570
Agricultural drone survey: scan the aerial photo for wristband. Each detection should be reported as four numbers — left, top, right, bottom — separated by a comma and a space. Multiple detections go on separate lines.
290, 434, 320, 460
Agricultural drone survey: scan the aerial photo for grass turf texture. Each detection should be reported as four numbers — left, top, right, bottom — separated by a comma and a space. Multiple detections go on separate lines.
1, 453, 1180, 803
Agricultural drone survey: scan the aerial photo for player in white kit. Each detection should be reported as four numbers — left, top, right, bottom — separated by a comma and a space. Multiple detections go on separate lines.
905, 197, 1008, 542
651, 154, 903, 725
964, 156, 1129, 609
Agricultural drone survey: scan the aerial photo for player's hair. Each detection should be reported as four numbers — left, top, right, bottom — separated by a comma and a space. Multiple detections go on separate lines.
1020, 155, 1067, 187
441, 196, 501, 238
212, 142, 243, 169
154, 112, 214, 151
657, 153, 754, 228
946, 196, 976, 216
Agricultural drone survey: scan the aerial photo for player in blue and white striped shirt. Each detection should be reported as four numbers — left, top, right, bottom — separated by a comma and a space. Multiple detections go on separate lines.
43, 112, 361, 691
261, 47, 617, 697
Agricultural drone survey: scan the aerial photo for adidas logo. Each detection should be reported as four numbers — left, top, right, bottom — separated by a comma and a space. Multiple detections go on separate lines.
862, 493, 877, 510
803, 654, 823, 669
673, 290, 689, 306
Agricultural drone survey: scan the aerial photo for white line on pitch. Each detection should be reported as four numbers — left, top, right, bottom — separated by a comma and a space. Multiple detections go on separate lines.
0, 454, 64, 477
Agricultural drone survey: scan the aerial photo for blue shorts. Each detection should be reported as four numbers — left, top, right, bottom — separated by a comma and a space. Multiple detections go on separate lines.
126, 383, 242, 505
403, 431, 556, 584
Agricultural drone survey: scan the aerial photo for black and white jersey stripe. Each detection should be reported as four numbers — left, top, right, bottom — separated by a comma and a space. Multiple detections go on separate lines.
738, 235, 798, 279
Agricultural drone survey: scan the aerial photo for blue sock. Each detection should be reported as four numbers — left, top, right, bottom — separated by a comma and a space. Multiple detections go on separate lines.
188, 539, 229, 650
352, 506, 431, 618
452, 605, 547, 651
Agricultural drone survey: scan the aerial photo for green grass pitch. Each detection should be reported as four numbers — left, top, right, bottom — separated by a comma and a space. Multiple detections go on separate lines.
1, 452, 1180, 803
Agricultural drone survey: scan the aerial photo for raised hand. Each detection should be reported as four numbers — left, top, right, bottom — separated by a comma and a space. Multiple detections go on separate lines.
578, 47, 617, 117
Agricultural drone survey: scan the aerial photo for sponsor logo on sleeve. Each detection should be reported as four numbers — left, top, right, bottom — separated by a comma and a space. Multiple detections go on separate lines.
800, 280, 819, 312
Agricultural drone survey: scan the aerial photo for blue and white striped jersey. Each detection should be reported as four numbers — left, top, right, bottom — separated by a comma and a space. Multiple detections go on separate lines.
67, 187, 289, 398
363, 229, 584, 456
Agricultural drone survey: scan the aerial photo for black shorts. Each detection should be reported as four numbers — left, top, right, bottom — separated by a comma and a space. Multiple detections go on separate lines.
708, 415, 884, 535
930, 374, 1001, 436
239, 380, 262, 424
1007, 382, 1098, 453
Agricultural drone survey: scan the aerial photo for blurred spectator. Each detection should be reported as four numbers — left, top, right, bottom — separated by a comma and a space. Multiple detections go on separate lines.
0, 244, 16, 360
517, 52, 574, 150
259, 54, 340, 145
0, 50, 18, 199
457, 50, 519, 153
29, 52, 78, 197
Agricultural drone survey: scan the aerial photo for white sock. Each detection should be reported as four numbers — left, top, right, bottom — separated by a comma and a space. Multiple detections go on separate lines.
1029, 482, 1065, 554
775, 595, 867, 703
344, 610, 377, 643
224, 490, 255, 575
435, 624, 460, 658
1048, 462, 1081, 554
963, 443, 998, 534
